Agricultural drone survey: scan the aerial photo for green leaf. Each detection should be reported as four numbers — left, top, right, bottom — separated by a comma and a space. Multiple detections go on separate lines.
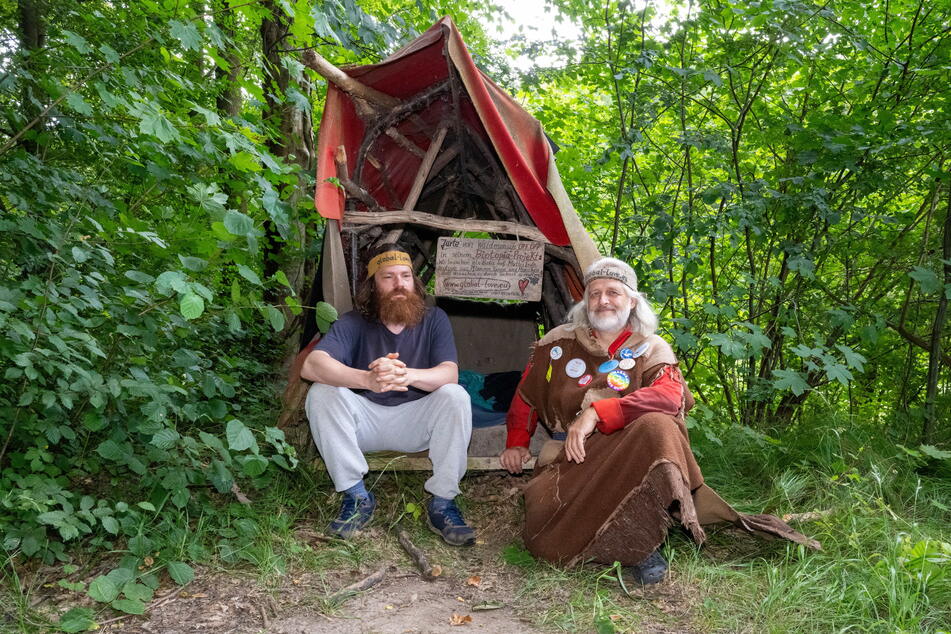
128, 534, 152, 556
151, 428, 180, 450
772, 369, 810, 396
709, 333, 747, 359
909, 267, 941, 294
211, 221, 236, 241
111, 598, 146, 615
835, 344, 866, 372
139, 110, 180, 144
122, 582, 154, 602
285, 295, 302, 315
166, 561, 194, 585
169, 20, 202, 51
179, 293, 204, 320
919, 445, 951, 461
230, 150, 262, 172
226, 311, 242, 332
59, 607, 96, 633
155, 271, 187, 296
265, 305, 285, 331
65, 92, 93, 116
824, 362, 853, 386
96, 439, 126, 461
240, 454, 269, 476
501, 544, 535, 567
226, 419, 256, 452
101, 516, 119, 535
125, 270, 154, 284
62, 30, 92, 54
178, 256, 208, 272
88, 576, 119, 603
315, 301, 338, 324
236, 264, 261, 286
274, 269, 293, 290
223, 210, 254, 236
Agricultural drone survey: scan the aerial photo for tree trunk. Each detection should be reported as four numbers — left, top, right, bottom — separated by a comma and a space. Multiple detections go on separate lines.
922, 183, 950, 443
214, 0, 242, 117
17, 0, 46, 156
260, 1, 314, 318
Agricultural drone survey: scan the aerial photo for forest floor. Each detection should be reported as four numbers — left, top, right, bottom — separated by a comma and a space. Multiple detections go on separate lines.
18, 472, 718, 633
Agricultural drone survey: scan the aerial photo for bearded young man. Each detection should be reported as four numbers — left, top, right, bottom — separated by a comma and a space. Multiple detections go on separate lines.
301, 245, 475, 546
500, 257, 817, 584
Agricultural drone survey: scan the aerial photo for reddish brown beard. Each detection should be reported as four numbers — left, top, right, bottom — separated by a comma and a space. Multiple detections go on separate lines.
377, 288, 426, 328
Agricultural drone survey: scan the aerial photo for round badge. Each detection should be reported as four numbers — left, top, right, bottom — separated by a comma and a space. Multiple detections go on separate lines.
577, 374, 593, 386
619, 347, 634, 359
598, 359, 619, 373
565, 358, 586, 378
550, 346, 563, 360
618, 358, 636, 370
607, 370, 630, 391
632, 341, 650, 358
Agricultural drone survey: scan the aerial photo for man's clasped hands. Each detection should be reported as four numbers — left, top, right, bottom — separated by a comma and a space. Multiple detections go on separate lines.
366, 352, 412, 393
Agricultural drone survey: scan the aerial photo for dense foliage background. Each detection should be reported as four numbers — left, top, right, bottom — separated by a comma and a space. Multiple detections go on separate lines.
1, 0, 949, 630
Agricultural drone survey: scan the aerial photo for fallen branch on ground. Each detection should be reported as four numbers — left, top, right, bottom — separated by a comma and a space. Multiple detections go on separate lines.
398, 529, 439, 580
329, 567, 387, 601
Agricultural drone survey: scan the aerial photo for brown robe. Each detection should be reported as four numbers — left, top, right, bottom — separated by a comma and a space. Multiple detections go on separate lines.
518, 325, 819, 566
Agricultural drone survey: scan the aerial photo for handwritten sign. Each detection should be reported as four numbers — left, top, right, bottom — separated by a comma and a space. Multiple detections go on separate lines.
435, 237, 544, 301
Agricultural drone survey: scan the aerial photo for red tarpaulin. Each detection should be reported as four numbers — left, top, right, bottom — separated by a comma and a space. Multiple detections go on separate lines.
313, 17, 572, 246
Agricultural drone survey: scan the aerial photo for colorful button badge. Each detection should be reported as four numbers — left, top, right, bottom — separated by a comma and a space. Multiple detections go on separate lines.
607, 370, 630, 391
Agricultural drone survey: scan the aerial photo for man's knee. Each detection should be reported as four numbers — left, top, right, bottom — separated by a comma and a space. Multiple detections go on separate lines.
305, 381, 337, 407
305, 383, 351, 423
629, 412, 687, 440
432, 383, 468, 405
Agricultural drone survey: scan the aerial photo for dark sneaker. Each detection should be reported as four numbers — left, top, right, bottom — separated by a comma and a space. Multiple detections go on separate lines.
628, 549, 668, 585
426, 498, 476, 546
327, 491, 376, 539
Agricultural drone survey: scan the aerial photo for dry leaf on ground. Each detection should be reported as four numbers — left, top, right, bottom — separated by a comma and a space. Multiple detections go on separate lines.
450, 613, 473, 626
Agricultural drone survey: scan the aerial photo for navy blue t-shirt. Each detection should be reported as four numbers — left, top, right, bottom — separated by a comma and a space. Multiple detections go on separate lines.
314, 307, 458, 406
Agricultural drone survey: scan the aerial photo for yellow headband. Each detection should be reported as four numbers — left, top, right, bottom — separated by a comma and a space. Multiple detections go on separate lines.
366, 250, 413, 278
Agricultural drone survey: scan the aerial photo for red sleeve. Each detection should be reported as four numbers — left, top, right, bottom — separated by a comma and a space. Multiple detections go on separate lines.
505, 362, 538, 448
592, 365, 683, 435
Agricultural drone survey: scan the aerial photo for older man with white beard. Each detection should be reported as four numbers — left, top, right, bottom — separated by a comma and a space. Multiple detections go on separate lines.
499, 257, 818, 584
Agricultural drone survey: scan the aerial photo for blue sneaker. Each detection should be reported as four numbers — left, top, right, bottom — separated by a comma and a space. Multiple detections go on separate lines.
426, 498, 476, 546
628, 549, 667, 584
327, 491, 376, 539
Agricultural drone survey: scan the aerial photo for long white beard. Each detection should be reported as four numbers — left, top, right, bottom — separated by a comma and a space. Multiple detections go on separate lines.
588, 304, 631, 333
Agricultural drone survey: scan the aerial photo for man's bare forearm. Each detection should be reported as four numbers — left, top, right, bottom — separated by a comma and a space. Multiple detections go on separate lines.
404, 361, 458, 392
301, 350, 370, 389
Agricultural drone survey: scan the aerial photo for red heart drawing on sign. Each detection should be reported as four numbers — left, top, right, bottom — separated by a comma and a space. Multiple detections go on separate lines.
518, 278, 529, 294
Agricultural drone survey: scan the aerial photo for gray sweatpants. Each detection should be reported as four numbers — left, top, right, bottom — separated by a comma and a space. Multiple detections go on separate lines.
305, 382, 472, 499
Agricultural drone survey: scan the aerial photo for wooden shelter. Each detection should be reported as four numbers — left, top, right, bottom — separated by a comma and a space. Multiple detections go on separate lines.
284, 17, 601, 468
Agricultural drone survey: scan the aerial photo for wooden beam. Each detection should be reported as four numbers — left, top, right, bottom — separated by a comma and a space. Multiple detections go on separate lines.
313, 454, 535, 472
385, 127, 425, 158
404, 125, 449, 211
343, 209, 550, 243
426, 143, 460, 184
302, 49, 399, 109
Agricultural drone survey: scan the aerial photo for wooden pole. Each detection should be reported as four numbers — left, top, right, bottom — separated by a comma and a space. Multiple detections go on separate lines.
302, 50, 399, 109
343, 209, 550, 243
403, 125, 449, 211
